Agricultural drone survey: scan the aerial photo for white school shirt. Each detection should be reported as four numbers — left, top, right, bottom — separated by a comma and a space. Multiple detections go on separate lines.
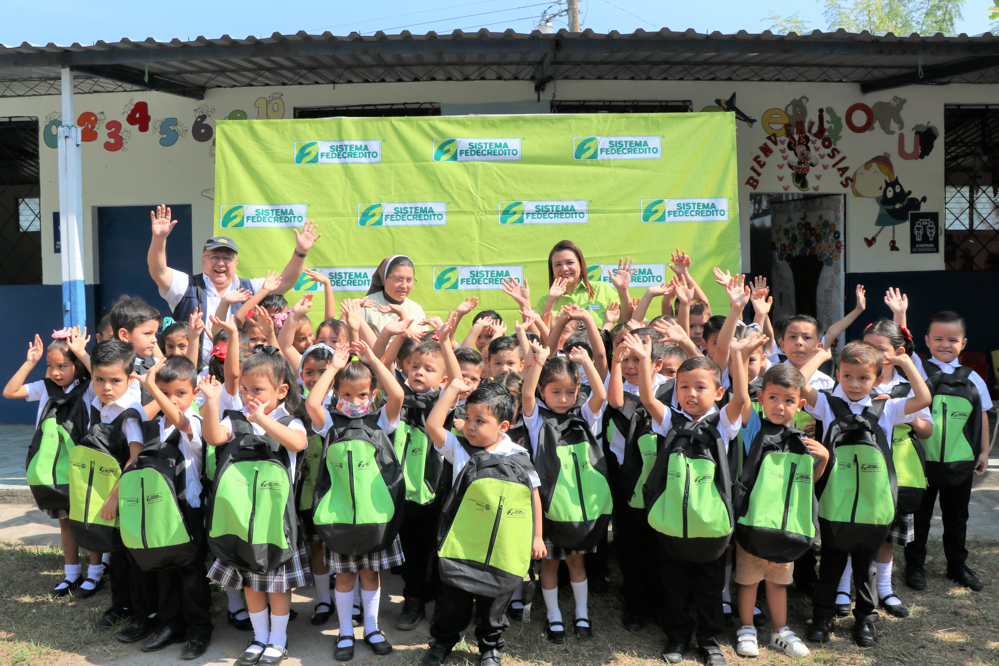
805, 385, 914, 447
159, 270, 267, 366
158, 408, 204, 507
784, 359, 835, 391
650, 402, 742, 454
313, 404, 400, 438
523, 398, 604, 458
602, 372, 670, 465
25, 379, 95, 428
439, 431, 541, 487
219, 404, 306, 470
915, 356, 993, 411
873, 369, 933, 425
91, 393, 145, 445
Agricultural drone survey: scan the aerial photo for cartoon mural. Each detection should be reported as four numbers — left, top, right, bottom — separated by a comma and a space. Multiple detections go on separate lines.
787, 128, 819, 192
869, 96, 907, 134
785, 96, 809, 127
824, 107, 843, 144
851, 152, 926, 251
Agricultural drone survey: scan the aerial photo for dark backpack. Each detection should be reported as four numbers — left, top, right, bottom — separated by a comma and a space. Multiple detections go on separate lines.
133, 356, 158, 408
603, 382, 672, 510
872, 382, 927, 514
119, 420, 201, 571
26, 379, 90, 511
171, 273, 254, 368
207, 411, 300, 574
437, 440, 537, 598
922, 365, 982, 487
69, 406, 142, 553
817, 397, 897, 552
312, 412, 405, 555
296, 432, 325, 531
643, 412, 734, 562
393, 389, 446, 506
733, 420, 818, 563
533, 406, 613, 550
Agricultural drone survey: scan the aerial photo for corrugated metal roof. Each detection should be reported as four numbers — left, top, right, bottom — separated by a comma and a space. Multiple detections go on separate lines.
1, 28, 998, 98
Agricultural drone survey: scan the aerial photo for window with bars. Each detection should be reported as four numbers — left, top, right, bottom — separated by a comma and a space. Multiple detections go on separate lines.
0, 117, 42, 285
944, 106, 999, 271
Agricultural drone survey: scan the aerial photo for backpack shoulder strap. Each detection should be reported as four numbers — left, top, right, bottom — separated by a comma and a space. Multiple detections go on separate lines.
110, 407, 142, 432
68, 380, 91, 399
953, 366, 975, 382
826, 395, 852, 421
43, 378, 63, 399
923, 359, 943, 381
225, 410, 255, 438
90, 404, 102, 427
864, 398, 887, 420
890, 382, 911, 399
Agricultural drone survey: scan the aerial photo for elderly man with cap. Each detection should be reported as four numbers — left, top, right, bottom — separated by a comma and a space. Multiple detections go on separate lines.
147, 204, 321, 365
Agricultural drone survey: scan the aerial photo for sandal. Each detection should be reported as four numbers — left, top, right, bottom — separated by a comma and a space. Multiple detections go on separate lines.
572, 617, 593, 639
228, 609, 253, 631
879, 594, 911, 618
545, 620, 565, 645
52, 578, 80, 598
311, 601, 333, 626
364, 630, 394, 656
236, 639, 268, 666
736, 626, 759, 657
258, 643, 290, 666
334, 635, 355, 662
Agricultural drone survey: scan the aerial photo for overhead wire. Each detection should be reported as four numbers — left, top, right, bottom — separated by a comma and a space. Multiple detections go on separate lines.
594, 0, 657, 27
365, 3, 551, 33
314, 0, 504, 31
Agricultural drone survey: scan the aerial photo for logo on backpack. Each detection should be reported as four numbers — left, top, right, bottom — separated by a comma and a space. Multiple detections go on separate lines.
99, 466, 117, 476
146, 493, 164, 504
472, 500, 491, 512
861, 463, 883, 473
694, 474, 712, 485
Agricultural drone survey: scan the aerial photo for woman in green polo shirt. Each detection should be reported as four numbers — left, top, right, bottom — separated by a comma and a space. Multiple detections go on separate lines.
534, 240, 631, 328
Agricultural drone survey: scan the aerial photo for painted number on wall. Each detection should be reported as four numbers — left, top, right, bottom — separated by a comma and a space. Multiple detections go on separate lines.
254, 96, 285, 119
159, 118, 179, 146
126, 101, 150, 132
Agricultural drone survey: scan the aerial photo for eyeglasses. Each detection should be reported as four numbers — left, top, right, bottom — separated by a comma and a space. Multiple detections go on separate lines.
388, 276, 416, 285
204, 254, 235, 265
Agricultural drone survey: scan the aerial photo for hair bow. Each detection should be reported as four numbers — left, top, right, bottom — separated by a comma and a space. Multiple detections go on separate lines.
51, 329, 71, 340
273, 311, 289, 328
210, 342, 228, 361
161, 317, 175, 330
900, 326, 913, 343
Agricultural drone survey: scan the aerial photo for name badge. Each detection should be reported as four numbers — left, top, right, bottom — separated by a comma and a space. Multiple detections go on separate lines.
589, 304, 601, 311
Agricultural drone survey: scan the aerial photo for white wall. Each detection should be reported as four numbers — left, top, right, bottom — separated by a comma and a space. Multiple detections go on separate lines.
1, 77, 994, 284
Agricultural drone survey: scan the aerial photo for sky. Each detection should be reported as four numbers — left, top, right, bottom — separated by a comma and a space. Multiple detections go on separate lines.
2, 0, 994, 46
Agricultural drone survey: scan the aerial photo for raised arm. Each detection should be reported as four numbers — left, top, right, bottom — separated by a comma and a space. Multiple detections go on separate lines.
712, 274, 751, 369
305, 345, 349, 427
246, 399, 307, 452
609, 257, 635, 322
374, 317, 414, 362
275, 220, 322, 295
209, 315, 242, 397
541, 277, 569, 327
3, 334, 44, 400
728, 334, 768, 424
186, 309, 205, 367
428, 378, 470, 450
546, 306, 572, 352
451, 297, 479, 345
672, 274, 694, 338
234, 271, 281, 327
670, 249, 710, 307
278, 294, 312, 371
198, 376, 229, 446
66, 326, 92, 374
354, 340, 404, 424
520, 307, 550, 344
436, 312, 463, 389
633, 281, 673, 324
147, 205, 178, 294
749, 277, 775, 354
567, 346, 607, 415
799, 347, 833, 407
571, 306, 608, 381
884, 287, 908, 330
301, 268, 336, 322
607, 344, 626, 409
653, 318, 702, 360
137, 361, 191, 434
620, 332, 666, 426
825, 284, 866, 346
891, 354, 931, 415
520, 340, 549, 419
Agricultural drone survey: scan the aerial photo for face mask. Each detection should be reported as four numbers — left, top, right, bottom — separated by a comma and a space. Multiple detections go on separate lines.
337, 396, 375, 419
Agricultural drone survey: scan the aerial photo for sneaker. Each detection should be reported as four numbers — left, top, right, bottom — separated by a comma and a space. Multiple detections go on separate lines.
422, 641, 452, 666
397, 598, 425, 630
699, 645, 728, 666
661, 641, 687, 664
770, 627, 809, 657
735, 626, 758, 657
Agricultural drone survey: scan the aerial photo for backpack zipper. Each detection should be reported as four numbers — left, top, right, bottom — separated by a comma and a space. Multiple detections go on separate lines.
682, 454, 690, 539
940, 400, 947, 463
247, 468, 259, 543
52, 428, 62, 484
571, 451, 588, 523
348, 450, 356, 525
850, 454, 860, 523
782, 462, 796, 531
140, 477, 148, 549
485, 495, 504, 566
84, 460, 95, 526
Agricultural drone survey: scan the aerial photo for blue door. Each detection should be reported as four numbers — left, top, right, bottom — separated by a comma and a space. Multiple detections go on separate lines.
96, 205, 192, 318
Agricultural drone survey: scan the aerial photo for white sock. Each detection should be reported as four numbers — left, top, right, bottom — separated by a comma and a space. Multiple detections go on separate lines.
361, 587, 385, 642
227, 587, 249, 619
570, 579, 589, 627
877, 562, 900, 604
335, 589, 354, 644
247, 609, 269, 654
722, 562, 732, 604
56, 564, 81, 590
836, 556, 852, 604
101, 552, 111, 565
542, 587, 562, 625
511, 582, 524, 609
262, 612, 288, 657
80, 563, 104, 590
314, 573, 332, 606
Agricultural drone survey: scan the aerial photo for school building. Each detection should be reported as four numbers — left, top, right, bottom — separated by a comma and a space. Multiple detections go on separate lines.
1, 29, 998, 423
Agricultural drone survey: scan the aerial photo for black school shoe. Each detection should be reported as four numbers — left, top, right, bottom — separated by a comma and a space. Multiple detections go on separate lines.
621, 609, 644, 631
228, 609, 253, 631
311, 601, 333, 625
947, 566, 985, 591
116, 616, 156, 643
806, 616, 835, 643
397, 598, 425, 630
52, 578, 80, 598
879, 594, 911, 618
904, 564, 927, 590
545, 620, 566, 645
853, 616, 877, 647
258, 643, 290, 666
364, 630, 393, 656
507, 603, 524, 622
699, 645, 728, 666
75, 574, 106, 599
140, 625, 186, 652
422, 640, 452, 666
95, 606, 131, 628
572, 617, 593, 638
182, 633, 212, 660
836, 593, 853, 617
661, 641, 687, 664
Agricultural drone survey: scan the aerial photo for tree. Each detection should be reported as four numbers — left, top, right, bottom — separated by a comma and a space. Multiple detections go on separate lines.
763, 0, 964, 35
762, 11, 812, 33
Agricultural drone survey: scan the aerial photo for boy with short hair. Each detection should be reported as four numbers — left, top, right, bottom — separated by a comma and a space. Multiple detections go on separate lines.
110, 296, 163, 419
423, 379, 545, 666
486, 337, 524, 378
688, 300, 711, 351
133, 356, 214, 659
905, 310, 992, 592
463, 311, 506, 354
661, 345, 686, 380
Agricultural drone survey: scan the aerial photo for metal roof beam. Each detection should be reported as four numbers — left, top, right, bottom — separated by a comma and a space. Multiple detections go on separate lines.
70, 64, 205, 99
859, 56, 999, 92
4, 37, 999, 70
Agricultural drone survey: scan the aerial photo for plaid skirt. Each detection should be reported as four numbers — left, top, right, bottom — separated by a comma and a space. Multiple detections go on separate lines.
207, 544, 313, 593
543, 536, 595, 561
886, 513, 915, 546
42, 508, 69, 520
322, 535, 405, 573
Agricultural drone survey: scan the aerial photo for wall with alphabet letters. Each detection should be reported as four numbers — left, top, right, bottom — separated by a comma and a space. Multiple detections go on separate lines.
0, 77, 994, 285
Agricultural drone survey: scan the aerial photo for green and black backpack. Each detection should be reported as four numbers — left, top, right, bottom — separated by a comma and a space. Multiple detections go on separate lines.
817, 397, 897, 552
733, 420, 818, 563
296, 431, 324, 532
533, 406, 613, 549
69, 406, 141, 553
119, 420, 201, 571
643, 412, 734, 562
393, 389, 446, 506
437, 440, 536, 598
872, 383, 927, 514
312, 412, 404, 555
26, 379, 91, 512
602, 381, 673, 510
922, 365, 982, 488
207, 411, 300, 574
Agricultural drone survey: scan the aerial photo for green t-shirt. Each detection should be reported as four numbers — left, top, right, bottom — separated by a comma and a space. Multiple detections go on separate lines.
536, 279, 620, 328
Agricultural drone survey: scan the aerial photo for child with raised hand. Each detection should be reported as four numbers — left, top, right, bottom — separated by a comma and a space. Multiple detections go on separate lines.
463, 311, 506, 354
422, 377, 545, 666
233, 270, 283, 327
733, 359, 827, 660
625, 329, 748, 666
448, 296, 479, 345
3, 328, 103, 598
373, 316, 416, 373
200, 349, 311, 666
277, 293, 316, 372
435, 313, 482, 429
518, 306, 550, 343
521, 337, 610, 644
706, 273, 751, 380
800, 342, 930, 648
131, 356, 214, 659
208, 315, 245, 413
823, 284, 867, 352
749, 278, 776, 368
305, 341, 405, 661
110, 296, 164, 420
652, 316, 702, 361
548, 305, 608, 378
632, 280, 676, 325
302, 266, 337, 321
341, 298, 379, 348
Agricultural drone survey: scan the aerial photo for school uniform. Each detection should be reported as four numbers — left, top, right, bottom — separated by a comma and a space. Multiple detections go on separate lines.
206, 404, 314, 593
906, 356, 993, 574
153, 409, 213, 641
651, 403, 741, 650
806, 387, 914, 622
430, 432, 540, 654
313, 406, 406, 573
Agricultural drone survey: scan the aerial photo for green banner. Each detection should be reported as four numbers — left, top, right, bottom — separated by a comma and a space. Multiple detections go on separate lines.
215, 113, 740, 332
